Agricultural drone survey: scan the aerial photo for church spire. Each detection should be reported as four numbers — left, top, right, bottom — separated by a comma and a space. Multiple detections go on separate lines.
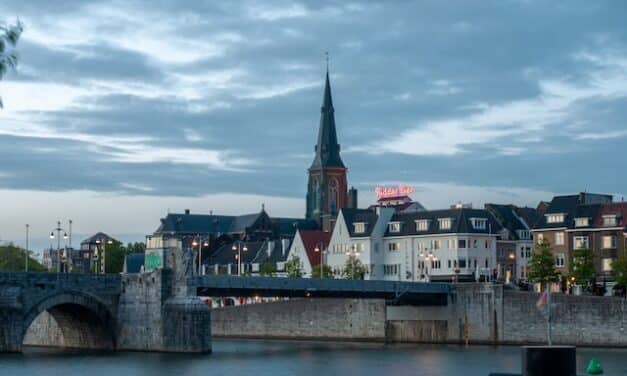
310, 63, 345, 170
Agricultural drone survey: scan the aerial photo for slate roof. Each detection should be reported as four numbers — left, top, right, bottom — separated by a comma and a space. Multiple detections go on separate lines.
207, 241, 264, 266
251, 240, 291, 265
514, 206, 541, 229
310, 71, 345, 169
594, 202, 627, 229
272, 217, 319, 237
341, 208, 379, 237
124, 253, 145, 273
533, 193, 613, 230
81, 232, 118, 245
384, 208, 501, 237
485, 204, 530, 240
298, 230, 332, 268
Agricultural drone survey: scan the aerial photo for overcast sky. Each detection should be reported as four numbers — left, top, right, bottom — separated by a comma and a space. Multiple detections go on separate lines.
1, 0, 626, 250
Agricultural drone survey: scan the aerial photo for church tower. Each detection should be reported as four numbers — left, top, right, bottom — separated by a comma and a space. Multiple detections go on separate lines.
306, 68, 356, 229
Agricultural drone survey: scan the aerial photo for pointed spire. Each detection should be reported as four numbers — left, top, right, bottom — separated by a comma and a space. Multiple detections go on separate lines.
310, 59, 345, 170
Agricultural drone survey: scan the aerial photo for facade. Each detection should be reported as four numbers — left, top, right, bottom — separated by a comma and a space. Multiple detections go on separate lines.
485, 204, 537, 284
326, 205, 499, 282
145, 208, 317, 273
532, 193, 626, 285
286, 230, 332, 277
306, 70, 357, 230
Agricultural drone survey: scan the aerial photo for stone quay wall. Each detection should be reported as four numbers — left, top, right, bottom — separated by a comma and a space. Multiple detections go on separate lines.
211, 284, 627, 347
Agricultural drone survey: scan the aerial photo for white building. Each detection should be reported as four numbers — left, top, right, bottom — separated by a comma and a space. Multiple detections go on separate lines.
326, 206, 499, 282
286, 229, 331, 277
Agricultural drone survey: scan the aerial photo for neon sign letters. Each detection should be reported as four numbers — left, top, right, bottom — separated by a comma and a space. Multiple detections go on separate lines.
375, 184, 415, 199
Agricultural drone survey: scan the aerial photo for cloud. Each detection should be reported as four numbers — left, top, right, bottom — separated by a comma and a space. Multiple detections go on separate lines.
359, 49, 627, 156
574, 130, 627, 140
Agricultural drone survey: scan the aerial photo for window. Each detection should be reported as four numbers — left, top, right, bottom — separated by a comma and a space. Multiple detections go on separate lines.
431, 239, 441, 250
470, 218, 487, 230
458, 259, 467, 268
602, 258, 613, 272
473, 239, 479, 248
458, 239, 467, 248
575, 217, 589, 227
555, 232, 565, 246
388, 242, 400, 251
388, 222, 401, 233
517, 230, 531, 240
602, 236, 616, 249
431, 260, 441, 269
574, 236, 589, 249
546, 214, 565, 224
526, 247, 532, 258
485, 239, 490, 249
555, 253, 565, 268
447, 259, 452, 268
603, 215, 617, 227
415, 220, 430, 232
438, 218, 452, 230
448, 239, 456, 249
353, 222, 366, 234
536, 233, 544, 244
383, 264, 400, 276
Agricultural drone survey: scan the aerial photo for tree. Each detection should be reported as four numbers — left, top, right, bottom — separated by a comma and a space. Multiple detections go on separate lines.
126, 242, 146, 254
0, 243, 45, 272
103, 240, 126, 274
341, 255, 366, 280
311, 264, 333, 278
613, 255, 627, 297
259, 261, 276, 276
569, 247, 595, 288
528, 240, 560, 284
0, 20, 23, 108
284, 256, 303, 278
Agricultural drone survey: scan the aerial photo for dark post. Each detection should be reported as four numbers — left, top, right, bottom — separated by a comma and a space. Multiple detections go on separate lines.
522, 346, 576, 376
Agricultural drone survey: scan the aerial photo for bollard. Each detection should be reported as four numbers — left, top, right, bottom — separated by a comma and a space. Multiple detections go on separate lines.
522, 346, 576, 376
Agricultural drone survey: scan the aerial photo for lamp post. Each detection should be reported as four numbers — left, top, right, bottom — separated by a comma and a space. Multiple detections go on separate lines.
231, 241, 248, 276
192, 235, 210, 276
50, 221, 68, 273
94, 237, 113, 274
346, 244, 361, 279
314, 241, 327, 278
25, 224, 29, 272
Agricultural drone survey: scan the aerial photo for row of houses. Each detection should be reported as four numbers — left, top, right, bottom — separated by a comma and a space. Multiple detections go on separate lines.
141, 192, 626, 289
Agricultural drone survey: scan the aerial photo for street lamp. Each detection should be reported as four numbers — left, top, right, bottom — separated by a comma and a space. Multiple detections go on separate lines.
231, 241, 248, 276
50, 221, 69, 273
314, 242, 327, 278
346, 244, 361, 279
94, 237, 113, 274
192, 235, 210, 276
25, 224, 29, 272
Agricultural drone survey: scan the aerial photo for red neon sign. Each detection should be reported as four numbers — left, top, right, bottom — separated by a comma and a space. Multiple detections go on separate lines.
375, 184, 415, 199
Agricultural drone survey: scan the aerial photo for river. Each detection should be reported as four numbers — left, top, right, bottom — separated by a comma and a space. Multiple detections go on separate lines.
2, 340, 626, 376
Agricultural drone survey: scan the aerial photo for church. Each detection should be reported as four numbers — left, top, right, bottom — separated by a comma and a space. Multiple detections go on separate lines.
143, 69, 357, 276
305, 69, 358, 232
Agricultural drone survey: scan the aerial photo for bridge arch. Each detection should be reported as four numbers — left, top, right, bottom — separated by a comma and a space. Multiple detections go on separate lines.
22, 290, 116, 350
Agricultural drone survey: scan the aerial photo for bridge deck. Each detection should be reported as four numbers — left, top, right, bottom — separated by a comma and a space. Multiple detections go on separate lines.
193, 276, 451, 306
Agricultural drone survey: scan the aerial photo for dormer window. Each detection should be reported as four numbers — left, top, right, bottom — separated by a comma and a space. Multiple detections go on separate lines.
603, 215, 617, 227
575, 217, 589, 227
388, 222, 401, 233
517, 230, 531, 240
470, 218, 487, 230
438, 218, 452, 230
415, 220, 430, 232
353, 222, 366, 234
546, 214, 565, 224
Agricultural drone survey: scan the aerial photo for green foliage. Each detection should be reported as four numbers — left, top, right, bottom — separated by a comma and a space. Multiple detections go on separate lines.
259, 261, 276, 276
0, 243, 45, 272
284, 256, 303, 278
0, 20, 23, 108
126, 242, 146, 254
613, 254, 627, 288
96, 240, 145, 274
569, 247, 595, 286
342, 255, 366, 280
311, 264, 333, 278
528, 240, 560, 284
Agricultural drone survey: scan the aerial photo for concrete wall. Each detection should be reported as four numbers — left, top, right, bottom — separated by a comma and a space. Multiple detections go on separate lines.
212, 298, 386, 341
23, 311, 64, 347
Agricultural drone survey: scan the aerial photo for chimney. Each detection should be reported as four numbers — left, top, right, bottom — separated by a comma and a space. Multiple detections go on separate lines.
184, 209, 190, 215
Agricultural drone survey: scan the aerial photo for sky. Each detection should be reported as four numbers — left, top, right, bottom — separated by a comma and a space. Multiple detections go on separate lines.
1, 0, 626, 251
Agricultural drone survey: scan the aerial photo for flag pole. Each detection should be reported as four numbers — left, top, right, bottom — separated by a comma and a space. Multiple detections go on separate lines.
547, 282, 552, 346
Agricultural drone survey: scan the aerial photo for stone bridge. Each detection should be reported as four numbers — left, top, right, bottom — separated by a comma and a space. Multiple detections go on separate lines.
0, 267, 451, 354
